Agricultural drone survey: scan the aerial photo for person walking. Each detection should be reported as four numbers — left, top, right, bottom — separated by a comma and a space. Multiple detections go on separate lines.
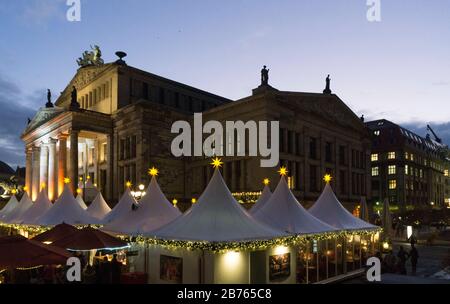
397, 246, 408, 275
409, 244, 419, 276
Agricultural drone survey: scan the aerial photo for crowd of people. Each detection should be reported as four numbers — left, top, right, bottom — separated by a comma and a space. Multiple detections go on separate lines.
380, 245, 419, 275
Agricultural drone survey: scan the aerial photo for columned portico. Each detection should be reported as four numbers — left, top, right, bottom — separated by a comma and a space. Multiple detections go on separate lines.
39, 143, 49, 192
69, 129, 79, 194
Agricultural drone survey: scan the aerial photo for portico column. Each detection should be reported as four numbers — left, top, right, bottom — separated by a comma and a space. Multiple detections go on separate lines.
70, 130, 79, 194
31, 146, 40, 201
106, 134, 114, 201
39, 143, 49, 192
57, 134, 68, 196
25, 147, 33, 197
48, 138, 57, 200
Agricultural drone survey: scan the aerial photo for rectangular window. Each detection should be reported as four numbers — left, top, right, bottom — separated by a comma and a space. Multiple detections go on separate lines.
309, 138, 317, 159
371, 153, 378, 162
388, 152, 396, 160
410, 154, 414, 161
119, 139, 125, 160
131, 136, 137, 158
325, 142, 332, 163
295, 133, 301, 155
159, 88, 165, 104
279, 129, 285, 153
405, 152, 409, 160
288, 131, 294, 154
372, 166, 379, 176
310, 165, 317, 192
405, 165, 409, 175
388, 165, 396, 175
445, 170, 449, 177
295, 162, 301, 190
188, 96, 193, 111
419, 169, 423, 178
339, 146, 346, 165
339, 170, 346, 194
389, 179, 397, 190
174, 92, 180, 108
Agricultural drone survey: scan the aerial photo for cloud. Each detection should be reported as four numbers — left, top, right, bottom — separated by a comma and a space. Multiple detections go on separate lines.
0, 74, 39, 168
432, 81, 450, 86
401, 122, 450, 146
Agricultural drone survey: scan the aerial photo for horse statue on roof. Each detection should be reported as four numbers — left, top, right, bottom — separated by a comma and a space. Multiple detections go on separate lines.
77, 45, 104, 67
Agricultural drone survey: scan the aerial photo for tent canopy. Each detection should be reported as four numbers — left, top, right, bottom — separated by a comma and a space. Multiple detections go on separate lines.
309, 183, 378, 231
253, 177, 337, 234
33, 223, 79, 243
20, 189, 53, 225
2, 192, 33, 224
249, 185, 272, 215
103, 177, 180, 235
102, 188, 136, 224
149, 169, 286, 242
75, 194, 88, 210
86, 192, 111, 220
0, 195, 19, 219
36, 185, 100, 226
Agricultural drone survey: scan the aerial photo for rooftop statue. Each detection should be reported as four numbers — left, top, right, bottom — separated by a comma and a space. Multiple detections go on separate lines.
261, 65, 269, 85
45, 89, 54, 108
77, 45, 104, 67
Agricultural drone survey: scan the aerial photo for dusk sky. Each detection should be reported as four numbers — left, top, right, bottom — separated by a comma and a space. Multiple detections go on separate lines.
0, 0, 449, 168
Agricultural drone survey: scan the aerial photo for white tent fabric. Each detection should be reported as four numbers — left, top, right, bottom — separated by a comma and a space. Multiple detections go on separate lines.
3, 192, 33, 223
75, 194, 88, 210
253, 177, 337, 234
86, 192, 111, 220
309, 183, 377, 231
149, 169, 287, 241
19, 189, 53, 225
36, 185, 100, 226
249, 185, 272, 215
102, 188, 136, 224
0, 195, 19, 219
103, 177, 181, 235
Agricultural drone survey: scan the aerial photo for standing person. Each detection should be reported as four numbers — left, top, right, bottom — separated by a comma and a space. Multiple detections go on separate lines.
397, 246, 408, 275
99, 256, 111, 284
409, 244, 419, 276
110, 254, 122, 284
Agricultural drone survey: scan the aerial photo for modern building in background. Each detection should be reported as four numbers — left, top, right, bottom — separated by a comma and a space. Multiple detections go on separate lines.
22, 49, 370, 211
366, 119, 450, 211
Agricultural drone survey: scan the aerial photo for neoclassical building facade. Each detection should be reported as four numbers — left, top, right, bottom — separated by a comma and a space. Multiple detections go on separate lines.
22, 51, 371, 211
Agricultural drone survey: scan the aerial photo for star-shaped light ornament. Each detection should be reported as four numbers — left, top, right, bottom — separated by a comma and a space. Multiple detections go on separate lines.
64, 177, 71, 184
323, 174, 332, 183
263, 178, 270, 186
148, 167, 159, 177
126, 181, 132, 188
278, 166, 288, 176
210, 157, 223, 169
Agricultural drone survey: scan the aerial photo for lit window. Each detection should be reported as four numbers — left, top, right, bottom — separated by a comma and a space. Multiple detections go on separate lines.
419, 169, 423, 178
388, 152, 396, 160
388, 165, 396, 175
445, 170, 449, 177
371, 154, 378, 162
405, 165, 409, 175
410, 154, 414, 161
389, 179, 397, 190
374, 130, 380, 136
372, 167, 379, 176
405, 152, 409, 160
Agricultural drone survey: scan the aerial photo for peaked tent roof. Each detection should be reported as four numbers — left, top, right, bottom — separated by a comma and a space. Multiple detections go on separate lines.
308, 183, 378, 231
32, 223, 79, 243
253, 177, 337, 234
103, 177, 181, 235
20, 189, 53, 225
36, 185, 100, 226
102, 188, 136, 224
75, 194, 88, 210
249, 185, 272, 215
149, 169, 286, 242
0, 195, 19, 218
3, 192, 33, 224
86, 192, 111, 220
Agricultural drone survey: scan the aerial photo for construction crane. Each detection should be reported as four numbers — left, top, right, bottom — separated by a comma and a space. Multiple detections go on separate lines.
427, 124, 442, 144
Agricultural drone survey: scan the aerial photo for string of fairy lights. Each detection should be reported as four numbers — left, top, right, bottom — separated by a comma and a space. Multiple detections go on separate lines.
0, 158, 382, 253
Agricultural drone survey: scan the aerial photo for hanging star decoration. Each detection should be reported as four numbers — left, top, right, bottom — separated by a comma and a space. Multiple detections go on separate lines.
148, 167, 159, 177
23, 186, 28, 191
76, 188, 82, 194
79, 177, 83, 181
64, 177, 71, 184
126, 181, 132, 188
278, 166, 288, 176
323, 174, 332, 183
41, 182, 46, 189
11, 189, 17, 195
263, 178, 270, 186
211, 157, 223, 169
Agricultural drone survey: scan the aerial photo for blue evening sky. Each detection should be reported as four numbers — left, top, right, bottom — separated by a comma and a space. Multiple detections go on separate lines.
0, 0, 449, 167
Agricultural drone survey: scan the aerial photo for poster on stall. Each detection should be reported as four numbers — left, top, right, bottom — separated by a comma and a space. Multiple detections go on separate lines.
269, 253, 291, 281
160, 255, 183, 283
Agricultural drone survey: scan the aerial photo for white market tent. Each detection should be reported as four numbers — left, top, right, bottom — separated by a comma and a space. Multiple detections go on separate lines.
19, 189, 52, 225
103, 176, 181, 235
0, 195, 19, 219
37, 184, 100, 226
75, 194, 88, 210
149, 169, 286, 242
102, 188, 136, 224
2, 192, 33, 224
86, 192, 111, 221
249, 185, 272, 215
309, 183, 378, 231
253, 176, 337, 234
